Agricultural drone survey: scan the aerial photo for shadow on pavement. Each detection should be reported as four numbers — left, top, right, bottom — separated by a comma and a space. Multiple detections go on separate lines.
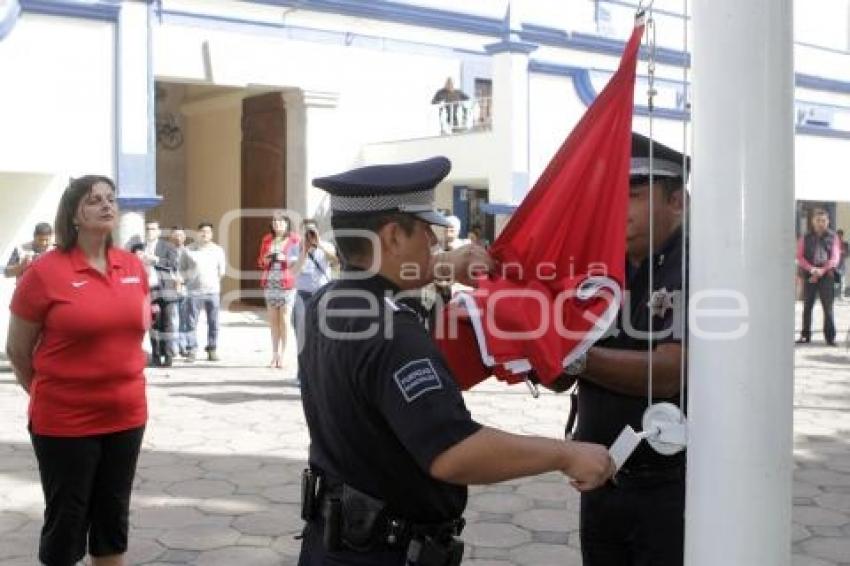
172, 391, 302, 404
0, 440, 308, 565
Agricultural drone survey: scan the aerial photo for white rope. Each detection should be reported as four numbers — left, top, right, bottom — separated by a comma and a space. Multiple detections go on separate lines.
678, 0, 690, 420
646, 8, 657, 409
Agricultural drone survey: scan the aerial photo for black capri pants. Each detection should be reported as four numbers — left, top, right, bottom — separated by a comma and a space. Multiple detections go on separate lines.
30, 426, 145, 566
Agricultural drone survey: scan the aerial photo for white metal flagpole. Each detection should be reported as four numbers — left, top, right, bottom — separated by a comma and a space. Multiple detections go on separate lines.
687, 0, 795, 565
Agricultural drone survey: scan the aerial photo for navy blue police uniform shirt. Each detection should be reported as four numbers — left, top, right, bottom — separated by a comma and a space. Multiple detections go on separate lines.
575, 227, 688, 470
299, 269, 482, 523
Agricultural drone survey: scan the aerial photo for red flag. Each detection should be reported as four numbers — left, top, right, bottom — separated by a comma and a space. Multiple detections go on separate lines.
437, 23, 644, 389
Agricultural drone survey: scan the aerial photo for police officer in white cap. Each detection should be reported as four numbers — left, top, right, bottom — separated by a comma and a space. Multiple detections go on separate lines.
297, 156, 615, 565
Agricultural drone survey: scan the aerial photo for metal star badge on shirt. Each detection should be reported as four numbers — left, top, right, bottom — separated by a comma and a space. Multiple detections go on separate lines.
648, 288, 675, 318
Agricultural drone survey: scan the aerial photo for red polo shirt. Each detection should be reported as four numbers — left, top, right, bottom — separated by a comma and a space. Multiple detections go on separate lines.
10, 246, 150, 436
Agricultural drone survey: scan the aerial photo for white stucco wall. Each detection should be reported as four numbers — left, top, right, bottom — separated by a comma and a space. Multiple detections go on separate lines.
183, 98, 243, 301
0, 13, 115, 176
0, 13, 116, 347
796, 135, 850, 202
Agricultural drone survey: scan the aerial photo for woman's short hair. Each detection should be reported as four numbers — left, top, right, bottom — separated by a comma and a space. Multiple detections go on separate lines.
54, 175, 116, 252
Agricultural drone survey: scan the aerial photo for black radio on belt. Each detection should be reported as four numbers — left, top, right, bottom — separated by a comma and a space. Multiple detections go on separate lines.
406, 535, 464, 566
301, 469, 465, 565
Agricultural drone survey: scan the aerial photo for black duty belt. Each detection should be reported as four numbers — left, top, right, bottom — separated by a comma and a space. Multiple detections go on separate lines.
301, 467, 465, 560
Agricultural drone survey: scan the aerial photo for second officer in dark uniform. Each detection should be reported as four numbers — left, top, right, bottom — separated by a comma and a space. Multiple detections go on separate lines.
563, 134, 690, 566
297, 156, 615, 566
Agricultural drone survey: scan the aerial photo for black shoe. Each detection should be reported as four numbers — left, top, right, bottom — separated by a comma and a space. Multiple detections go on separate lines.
826, 341, 838, 347
162, 354, 173, 367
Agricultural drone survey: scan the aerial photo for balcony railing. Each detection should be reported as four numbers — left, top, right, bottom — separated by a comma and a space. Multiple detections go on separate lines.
434, 97, 492, 135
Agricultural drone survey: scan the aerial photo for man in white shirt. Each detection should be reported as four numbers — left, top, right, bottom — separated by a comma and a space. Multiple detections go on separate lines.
186, 222, 227, 362
4, 222, 54, 279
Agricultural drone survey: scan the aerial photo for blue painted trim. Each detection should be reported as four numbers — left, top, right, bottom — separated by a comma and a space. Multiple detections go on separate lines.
529, 60, 690, 121
172, 1, 692, 67
796, 125, 850, 140
161, 2, 850, 104
532, 60, 850, 137
795, 40, 850, 56
118, 196, 162, 210
600, 0, 688, 20
19, 0, 120, 22
0, 0, 21, 40
484, 39, 538, 55
797, 99, 850, 112
159, 8, 477, 61
250, 0, 503, 37
796, 73, 850, 95
520, 24, 690, 67
481, 203, 518, 216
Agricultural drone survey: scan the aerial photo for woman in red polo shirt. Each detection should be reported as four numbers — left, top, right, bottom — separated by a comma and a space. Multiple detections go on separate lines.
257, 211, 299, 369
5, 175, 149, 566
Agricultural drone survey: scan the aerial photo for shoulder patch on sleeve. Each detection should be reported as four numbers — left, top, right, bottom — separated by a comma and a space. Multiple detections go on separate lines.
393, 358, 443, 402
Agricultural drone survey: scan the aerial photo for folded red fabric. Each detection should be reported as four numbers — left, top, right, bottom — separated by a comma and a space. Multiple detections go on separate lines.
437, 24, 644, 389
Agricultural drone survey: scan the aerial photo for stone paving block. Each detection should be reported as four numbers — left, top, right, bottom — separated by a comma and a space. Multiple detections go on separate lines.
793, 523, 812, 543
237, 534, 274, 546
235, 467, 293, 488
194, 546, 282, 565
126, 538, 166, 563
510, 542, 583, 566
530, 530, 570, 545
792, 554, 837, 566
136, 463, 204, 483
166, 479, 236, 498
794, 481, 823, 498
516, 481, 573, 503
809, 526, 846, 537
469, 545, 512, 560
464, 522, 532, 548
196, 494, 272, 516
513, 509, 579, 533
793, 506, 850, 527
131, 505, 211, 529
800, 537, 850, 563
271, 533, 304, 560
232, 506, 303, 537
795, 469, 850, 488
814, 492, 850, 513
0, 512, 27, 535
200, 457, 264, 473
158, 524, 241, 551
824, 456, 850, 473
0, 528, 37, 560
263, 483, 301, 504
469, 493, 533, 515
155, 549, 201, 563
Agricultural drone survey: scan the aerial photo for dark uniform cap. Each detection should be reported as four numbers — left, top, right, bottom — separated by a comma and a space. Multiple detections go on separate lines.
630, 132, 690, 182
312, 157, 452, 227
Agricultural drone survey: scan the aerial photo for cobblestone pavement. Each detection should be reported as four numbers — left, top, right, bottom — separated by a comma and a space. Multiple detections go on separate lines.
1, 301, 849, 565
